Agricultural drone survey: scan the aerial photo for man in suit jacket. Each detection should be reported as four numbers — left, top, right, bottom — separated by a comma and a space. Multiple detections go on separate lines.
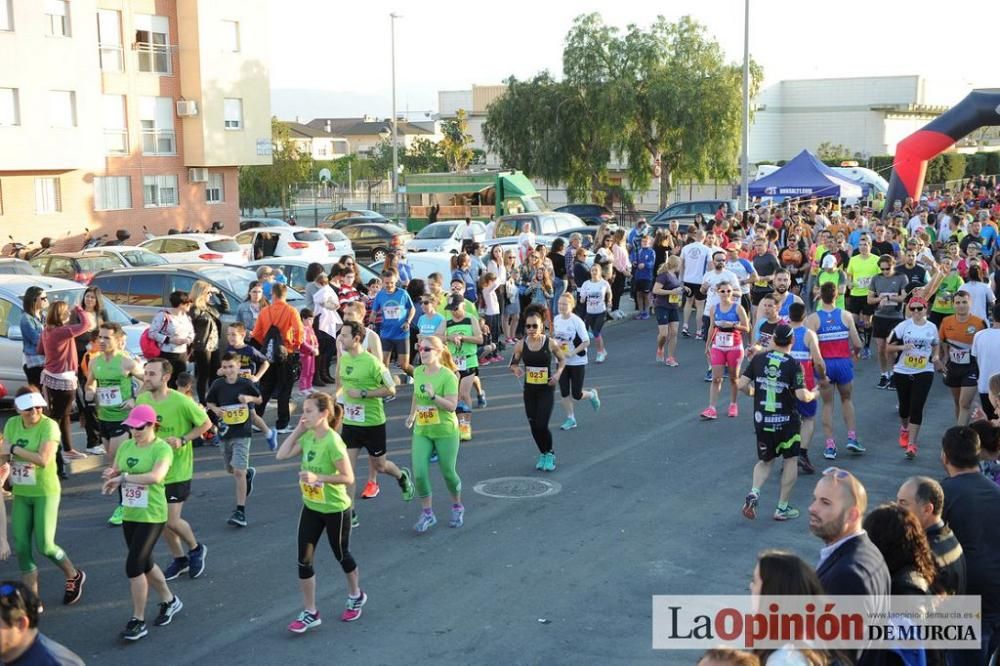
809, 467, 891, 666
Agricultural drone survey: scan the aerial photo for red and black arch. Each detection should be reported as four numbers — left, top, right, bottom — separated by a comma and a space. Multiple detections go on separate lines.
884, 89, 1000, 209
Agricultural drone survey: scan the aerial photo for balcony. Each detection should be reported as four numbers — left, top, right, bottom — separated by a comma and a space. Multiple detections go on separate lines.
141, 129, 175, 155
134, 42, 174, 76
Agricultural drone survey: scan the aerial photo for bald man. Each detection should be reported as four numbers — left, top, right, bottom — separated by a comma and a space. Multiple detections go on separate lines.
896, 476, 966, 596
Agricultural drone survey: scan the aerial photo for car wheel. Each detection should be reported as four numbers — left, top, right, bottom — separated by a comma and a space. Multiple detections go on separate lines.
372, 247, 388, 263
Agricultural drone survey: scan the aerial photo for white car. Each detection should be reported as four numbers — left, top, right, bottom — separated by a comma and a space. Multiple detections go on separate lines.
234, 227, 329, 262
319, 228, 356, 261
79, 246, 169, 267
370, 251, 455, 282
140, 234, 248, 264
407, 220, 486, 254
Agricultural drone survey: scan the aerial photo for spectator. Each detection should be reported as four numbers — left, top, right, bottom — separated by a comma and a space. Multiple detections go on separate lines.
895, 476, 966, 596
0, 581, 84, 665
235, 281, 267, 341
697, 647, 760, 666
251, 283, 304, 434
147, 291, 195, 389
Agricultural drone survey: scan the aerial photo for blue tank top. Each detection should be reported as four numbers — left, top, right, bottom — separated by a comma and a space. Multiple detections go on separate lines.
714, 302, 740, 327
777, 293, 795, 321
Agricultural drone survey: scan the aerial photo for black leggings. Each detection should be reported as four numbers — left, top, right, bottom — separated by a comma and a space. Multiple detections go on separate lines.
160, 352, 188, 390
611, 271, 627, 311
523, 387, 555, 454
893, 371, 934, 425
192, 349, 219, 404
45, 387, 75, 453
559, 365, 586, 400
297, 505, 356, 579
123, 521, 165, 578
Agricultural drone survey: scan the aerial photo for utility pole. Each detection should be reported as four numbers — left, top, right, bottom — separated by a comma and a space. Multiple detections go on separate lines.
391, 12, 401, 225
740, 0, 751, 211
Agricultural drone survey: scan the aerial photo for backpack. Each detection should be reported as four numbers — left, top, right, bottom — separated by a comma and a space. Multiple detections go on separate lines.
139, 311, 170, 359
262, 308, 289, 363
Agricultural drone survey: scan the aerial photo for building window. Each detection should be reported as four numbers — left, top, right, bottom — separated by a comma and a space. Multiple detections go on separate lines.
206, 173, 224, 203
222, 20, 239, 52
224, 98, 242, 130
1, 0, 13, 31
0, 88, 18, 126
45, 0, 69, 37
97, 10, 124, 71
48, 90, 76, 128
143, 175, 178, 208
102, 94, 128, 154
94, 176, 132, 211
34, 178, 61, 214
139, 96, 175, 155
135, 14, 170, 74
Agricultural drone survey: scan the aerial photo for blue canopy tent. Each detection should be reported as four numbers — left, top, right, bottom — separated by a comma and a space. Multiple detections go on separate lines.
748, 150, 865, 200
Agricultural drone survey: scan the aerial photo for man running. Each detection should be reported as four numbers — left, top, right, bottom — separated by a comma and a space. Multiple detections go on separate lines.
738, 325, 818, 521
679, 228, 711, 338
787, 303, 825, 475
371, 268, 415, 382
137, 359, 211, 580
938, 291, 986, 425
758, 269, 801, 324
806, 281, 863, 460
867, 255, 908, 389
845, 235, 881, 360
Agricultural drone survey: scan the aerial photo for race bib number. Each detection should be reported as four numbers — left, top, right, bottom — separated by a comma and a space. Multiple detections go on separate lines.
344, 403, 365, 423
122, 482, 148, 509
856, 276, 872, 289
714, 331, 735, 348
587, 295, 602, 308
9, 461, 36, 486
300, 481, 324, 503
949, 348, 971, 365
668, 294, 681, 304
754, 279, 768, 288
384, 304, 402, 320
97, 385, 123, 407
416, 406, 440, 426
239, 369, 255, 380
456, 355, 468, 371
220, 404, 250, 425
557, 339, 571, 354
902, 352, 928, 370
525, 366, 549, 385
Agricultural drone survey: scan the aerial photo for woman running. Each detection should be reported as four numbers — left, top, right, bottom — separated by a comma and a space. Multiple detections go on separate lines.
445, 296, 484, 413
651, 256, 684, 366
276, 392, 365, 632
2, 387, 86, 606
406, 336, 463, 532
701, 280, 750, 420
552, 294, 600, 431
578, 263, 612, 363
509, 305, 566, 471
887, 295, 939, 459
101, 404, 180, 641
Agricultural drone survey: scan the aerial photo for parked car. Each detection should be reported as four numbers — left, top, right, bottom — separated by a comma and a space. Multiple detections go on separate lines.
0, 275, 147, 396
551, 225, 607, 250
406, 220, 487, 254
139, 234, 248, 264
369, 251, 455, 283
493, 212, 586, 239
234, 227, 328, 262
29, 252, 122, 284
79, 246, 169, 268
319, 228, 356, 261
324, 209, 388, 224
0, 258, 39, 275
339, 223, 413, 263
553, 203, 616, 225
246, 258, 378, 294
650, 199, 739, 230
239, 217, 290, 231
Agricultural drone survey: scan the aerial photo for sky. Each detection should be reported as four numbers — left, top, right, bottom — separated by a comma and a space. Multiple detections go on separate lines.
268, 0, 1000, 121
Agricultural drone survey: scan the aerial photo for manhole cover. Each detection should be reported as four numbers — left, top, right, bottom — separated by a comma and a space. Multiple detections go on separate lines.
473, 476, 562, 499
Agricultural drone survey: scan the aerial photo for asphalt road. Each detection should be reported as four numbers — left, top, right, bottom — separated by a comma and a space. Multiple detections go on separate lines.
0, 314, 960, 665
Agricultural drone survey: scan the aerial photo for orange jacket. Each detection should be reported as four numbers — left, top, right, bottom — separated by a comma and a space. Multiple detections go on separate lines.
251, 300, 304, 352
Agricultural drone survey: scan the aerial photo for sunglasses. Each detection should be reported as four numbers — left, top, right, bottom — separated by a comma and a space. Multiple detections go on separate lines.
417, 346, 434, 352
129, 423, 152, 431
822, 467, 851, 479
21, 405, 44, 412
39, 295, 49, 300
910, 306, 925, 311
524, 324, 540, 330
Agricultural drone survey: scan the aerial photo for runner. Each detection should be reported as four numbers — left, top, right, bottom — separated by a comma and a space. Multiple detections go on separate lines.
222, 322, 278, 450
551, 293, 600, 430
405, 336, 464, 532
700, 252, 740, 381
724, 244, 757, 317
867, 256, 908, 389
926, 253, 964, 327
805, 281, 863, 460
766, 269, 802, 324
747, 294, 780, 358
971, 304, 1000, 423
749, 236, 781, 327
1, 387, 86, 606
371, 268, 415, 382
701, 280, 750, 420
416, 294, 446, 342
577, 264, 612, 364
84, 322, 144, 526
275, 392, 366, 631
136, 359, 211, 580
886, 295, 940, 459
845, 235, 881, 360
738, 325, 818, 521
938, 291, 986, 425
335, 320, 414, 529
651, 256, 684, 366
101, 404, 182, 641
787, 303, 826, 475
679, 228, 711, 338
509, 305, 567, 471
444, 296, 485, 435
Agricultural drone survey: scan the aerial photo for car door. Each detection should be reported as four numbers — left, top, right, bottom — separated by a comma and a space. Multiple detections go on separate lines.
0, 296, 30, 394
234, 231, 256, 258
126, 273, 166, 321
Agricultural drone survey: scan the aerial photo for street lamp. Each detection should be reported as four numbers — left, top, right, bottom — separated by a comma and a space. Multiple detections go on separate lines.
390, 12, 401, 226
740, 0, 750, 210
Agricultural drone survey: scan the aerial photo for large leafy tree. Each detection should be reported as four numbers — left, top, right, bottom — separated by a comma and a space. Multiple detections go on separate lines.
440, 109, 475, 172
402, 137, 447, 173
239, 117, 314, 214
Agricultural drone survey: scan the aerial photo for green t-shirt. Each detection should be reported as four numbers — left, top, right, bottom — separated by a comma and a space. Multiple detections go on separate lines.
446, 316, 479, 371
137, 389, 208, 484
338, 350, 392, 427
932, 274, 965, 315
5, 415, 61, 498
846, 254, 880, 296
299, 429, 351, 514
816, 271, 846, 309
92, 352, 136, 423
114, 437, 173, 523
436, 297, 479, 320
412, 365, 460, 438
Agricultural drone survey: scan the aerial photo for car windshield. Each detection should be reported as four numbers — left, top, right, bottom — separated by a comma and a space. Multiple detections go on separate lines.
121, 250, 168, 266
206, 239, 241, 252
293, 230, 324, 242
78, 256, 121, 273
50, 287, 134, 325
416, 223, 458, 240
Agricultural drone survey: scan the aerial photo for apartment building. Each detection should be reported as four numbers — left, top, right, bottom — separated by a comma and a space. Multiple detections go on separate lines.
0, 0, 271, 248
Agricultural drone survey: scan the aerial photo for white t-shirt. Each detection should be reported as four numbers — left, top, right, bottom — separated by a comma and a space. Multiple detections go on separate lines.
725, 258, 753, 295
972, 328, 1000, 393
552, 313, 589, 366
906, 215, 925, 237
579, 279, 610, 314
482, 281, 500, 316
890, 319, 938, 375
312, 285, 342, 337
680, 242, 711, 284
961, 281, 995, 322
702, 269, 739, 310
485, 221, 496, 240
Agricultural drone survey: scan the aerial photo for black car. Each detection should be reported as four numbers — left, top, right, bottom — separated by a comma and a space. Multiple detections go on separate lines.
553, 204, 616, 225
650, 199, 738, 230
339, 223, 413, 263
321, 215, 393, 230
30, 252, 123, 284
239, 217, 291, 231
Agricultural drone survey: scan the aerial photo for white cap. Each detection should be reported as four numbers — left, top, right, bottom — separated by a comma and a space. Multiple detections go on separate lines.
821, 254, 838, 269
15, 391, 47, 411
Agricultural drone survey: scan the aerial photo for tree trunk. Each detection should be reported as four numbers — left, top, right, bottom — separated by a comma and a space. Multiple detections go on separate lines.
659, 164, 673, 211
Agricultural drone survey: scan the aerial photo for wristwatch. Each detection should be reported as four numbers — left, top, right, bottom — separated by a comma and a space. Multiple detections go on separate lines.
361, 389, 368, 399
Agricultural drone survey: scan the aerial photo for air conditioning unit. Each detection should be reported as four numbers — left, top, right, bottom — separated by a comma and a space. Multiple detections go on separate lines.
188, 168, 208, 183
176, 100, 198, 117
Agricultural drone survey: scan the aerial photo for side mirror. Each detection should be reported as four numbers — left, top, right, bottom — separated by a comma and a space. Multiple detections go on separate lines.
131, 318, 139, 325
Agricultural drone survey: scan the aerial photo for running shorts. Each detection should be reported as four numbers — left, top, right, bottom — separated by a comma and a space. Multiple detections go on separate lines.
755, 428, 802, 462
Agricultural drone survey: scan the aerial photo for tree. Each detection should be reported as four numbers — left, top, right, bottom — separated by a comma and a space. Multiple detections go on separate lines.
440, 109, 475, 172
816, 142, 852, 163
239, 117, 314, 214
402, 137, 447, 174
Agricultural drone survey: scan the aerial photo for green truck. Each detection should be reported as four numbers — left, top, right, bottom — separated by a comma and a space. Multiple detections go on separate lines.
402, 170, 547, 232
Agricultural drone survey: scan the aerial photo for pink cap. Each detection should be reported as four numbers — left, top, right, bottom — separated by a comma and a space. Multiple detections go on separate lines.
123, 404, 158, 428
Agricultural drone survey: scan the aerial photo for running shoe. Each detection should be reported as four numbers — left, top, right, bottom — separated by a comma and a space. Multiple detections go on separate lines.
479, 355, 493, 366
64, 449, 87, 460
188, 543, 207, 578
846, 437, 865, 454
414, 510, 437, 533
351, 510, 360, 528
543, 452, 556, 472
228, 508, 247, 527
589, 388, 601, 411
107, 505, 124, 527
560, 417, 577, 431
656, 350, 664, 362
700, 406, 718, 420
641, 312, 650, 320
665, 357, 679, 367
398, 467, 415, 501
727, 403, 738, 418
85, 445, 106, 455
120, 618, 148, 641
266, 429, 278, 452
164, 557, 189, 581
898, 427, 910, 449
877, 374, 890, 389
595, 351, 607, 363
704, 369, 713, 382
477, 392, 488, 408
823, 443, 837, 460
535, 453, 546, 470
245, 467, 256, 498
361, 481, 380, 499
887, 374, 896, 390
153, 596, 183, 626
905, 445, 917, 460
429, 451, 439, 464
63, 569, 86, 605
276, 424, 295, 434
341, 592, 367, 622
861, 347, 873, 361
742, 492, 759, 520
773, 505, 801, 521
797, 451, 815, 475
449, 504, 465, 528
695, 331, 705, 340
457, 400, 470, 412
288, 610, 322, 634
682, 326, 691, 338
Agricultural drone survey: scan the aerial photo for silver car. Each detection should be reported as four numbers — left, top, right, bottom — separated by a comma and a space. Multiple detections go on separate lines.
0, 275, 148, 397
406, 220, 486, 254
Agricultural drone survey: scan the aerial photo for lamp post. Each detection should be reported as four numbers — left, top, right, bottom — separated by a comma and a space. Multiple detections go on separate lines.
740, 0, 750, 211
390, 12, 401, 226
